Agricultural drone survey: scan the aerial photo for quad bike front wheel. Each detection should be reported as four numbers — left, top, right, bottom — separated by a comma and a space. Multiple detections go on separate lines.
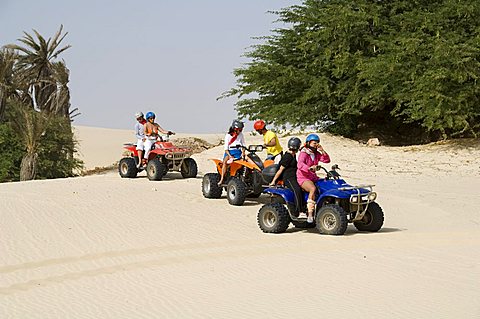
146, 158, 167, 181
354, 202, 384, 232
118, 158, 138, 178
181, 158, 198, 178
257, 203, 291, 233
202, 173, 223, 198
316, 204, 348, 235
226, 177, 247, 206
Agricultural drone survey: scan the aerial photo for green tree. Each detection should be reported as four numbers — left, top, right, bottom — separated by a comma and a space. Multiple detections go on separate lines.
226, 0, 480, 142
0, 123, 23, 182
36, 116, 83, 179
1, 26, 83, 181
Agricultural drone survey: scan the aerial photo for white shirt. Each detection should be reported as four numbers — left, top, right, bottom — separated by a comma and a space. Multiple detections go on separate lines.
134, 121, 145, 139
224, 132, 246, 150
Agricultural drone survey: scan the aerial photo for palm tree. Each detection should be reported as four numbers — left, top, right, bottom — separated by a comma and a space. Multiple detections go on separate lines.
9, 101, 52, 181
6, 25, 71, 115
0, 48, 19, 122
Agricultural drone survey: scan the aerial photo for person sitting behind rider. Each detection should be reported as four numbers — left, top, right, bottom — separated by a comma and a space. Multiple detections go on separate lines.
134, 112, 147, 168
297, 133, 330, 223
143, 111, 175, 163
269, 137, 306, 218
217, 120, 246, 186
254, 120, 283, 161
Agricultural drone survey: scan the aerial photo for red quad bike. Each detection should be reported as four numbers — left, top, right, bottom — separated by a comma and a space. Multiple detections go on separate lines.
118, 136, 198, 181
201, 145, 279, 206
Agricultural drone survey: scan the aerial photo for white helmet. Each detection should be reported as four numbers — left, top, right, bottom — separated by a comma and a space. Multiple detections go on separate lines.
135, 111, 144, 119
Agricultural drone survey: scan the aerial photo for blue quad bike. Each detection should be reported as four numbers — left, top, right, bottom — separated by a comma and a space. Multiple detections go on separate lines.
258, 165, 384, 235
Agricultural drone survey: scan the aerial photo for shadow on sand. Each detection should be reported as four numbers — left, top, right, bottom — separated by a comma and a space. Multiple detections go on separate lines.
285, 225, 404, 236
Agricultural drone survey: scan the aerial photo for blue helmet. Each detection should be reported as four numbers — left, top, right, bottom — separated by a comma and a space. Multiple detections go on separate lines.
145, 112, 155, 120
306, 133, 320, 143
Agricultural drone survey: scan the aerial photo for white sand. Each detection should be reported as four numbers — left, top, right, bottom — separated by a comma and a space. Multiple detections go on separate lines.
1, 126, 479, 318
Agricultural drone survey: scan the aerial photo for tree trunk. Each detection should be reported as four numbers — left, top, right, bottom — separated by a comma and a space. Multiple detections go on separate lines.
0, 92, 5, 123
20, 152, 37, 181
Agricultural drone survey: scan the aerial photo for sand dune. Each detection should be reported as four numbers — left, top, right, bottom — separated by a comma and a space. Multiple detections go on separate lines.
1, 126, 479, 318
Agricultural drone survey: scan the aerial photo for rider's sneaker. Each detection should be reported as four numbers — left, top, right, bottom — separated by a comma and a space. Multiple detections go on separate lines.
298, 212, 307, 219
307, 216, 314, 224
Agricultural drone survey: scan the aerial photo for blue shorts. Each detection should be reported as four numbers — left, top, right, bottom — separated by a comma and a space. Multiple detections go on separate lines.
224, 149, 242, 160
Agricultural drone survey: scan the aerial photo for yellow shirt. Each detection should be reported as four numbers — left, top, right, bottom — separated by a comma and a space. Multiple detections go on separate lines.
264, 130, 283, 156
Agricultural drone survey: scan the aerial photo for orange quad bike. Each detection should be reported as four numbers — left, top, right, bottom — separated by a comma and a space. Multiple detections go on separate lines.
201, 145, 280, 206
118, 135, 197, 181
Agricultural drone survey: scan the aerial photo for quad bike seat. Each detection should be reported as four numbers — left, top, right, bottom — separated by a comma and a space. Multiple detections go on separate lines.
261, 164, 279, 184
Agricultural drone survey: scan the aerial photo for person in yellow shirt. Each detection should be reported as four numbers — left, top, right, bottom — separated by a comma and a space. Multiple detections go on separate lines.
254, 120, 283, 160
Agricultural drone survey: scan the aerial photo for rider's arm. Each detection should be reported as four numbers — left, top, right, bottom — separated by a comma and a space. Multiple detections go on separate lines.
265, 137, 276, 147
239, 133, 246, 158
270, 166, 285, 185
224, 134, 233, 158
317, 147, 331, 164
156, 123, 170, 135
263, 131, 277, 147
135, 123, 143, 139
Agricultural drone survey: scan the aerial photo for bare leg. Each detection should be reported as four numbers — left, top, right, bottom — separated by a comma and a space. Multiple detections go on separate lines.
301, 180, 317, 221
137, 150, 143, 168
218, 157, 229, 185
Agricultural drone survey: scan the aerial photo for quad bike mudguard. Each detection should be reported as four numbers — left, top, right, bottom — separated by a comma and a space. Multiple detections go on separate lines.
263, 186, 296, 205
210, 158, 261, 176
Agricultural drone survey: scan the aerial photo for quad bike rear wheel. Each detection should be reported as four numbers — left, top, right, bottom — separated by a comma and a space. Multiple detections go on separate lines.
226, 177, 247, 206
354, 202, 384, 232
181, 158, 198, 178
202, 173, 223, 198
146, 158, 167, 181
257, 203, 291, 233
118, 158, 138, 178
316, 204, 348, 235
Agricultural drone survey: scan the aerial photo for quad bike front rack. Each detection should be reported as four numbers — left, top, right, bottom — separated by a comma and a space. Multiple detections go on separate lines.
338, 184, 377, 222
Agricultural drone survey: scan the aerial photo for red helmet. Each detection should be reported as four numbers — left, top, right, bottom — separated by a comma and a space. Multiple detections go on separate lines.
254, 120, 266, 131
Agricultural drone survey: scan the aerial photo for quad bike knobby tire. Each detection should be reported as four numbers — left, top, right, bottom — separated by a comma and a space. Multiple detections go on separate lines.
202, 173, 223, 198
316, 204, 348, 235
181, 158, 198, 178
257, 203, 291, 233
354, 202, 384, 232
226, 177, 247, 206
118, 158, 138, 178
146, 158, 167, 181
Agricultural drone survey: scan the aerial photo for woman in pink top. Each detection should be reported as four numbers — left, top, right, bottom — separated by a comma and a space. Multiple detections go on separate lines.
297, 133, 330, 223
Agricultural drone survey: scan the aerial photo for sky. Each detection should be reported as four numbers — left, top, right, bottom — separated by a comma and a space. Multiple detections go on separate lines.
0, 0, 300, 133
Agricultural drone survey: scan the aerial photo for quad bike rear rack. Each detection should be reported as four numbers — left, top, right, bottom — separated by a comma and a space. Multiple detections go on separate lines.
338, 184, 377, 222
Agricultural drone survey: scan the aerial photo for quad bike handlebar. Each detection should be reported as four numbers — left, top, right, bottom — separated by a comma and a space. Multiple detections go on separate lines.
312, 164, 341, 180
234, 144, 265, 153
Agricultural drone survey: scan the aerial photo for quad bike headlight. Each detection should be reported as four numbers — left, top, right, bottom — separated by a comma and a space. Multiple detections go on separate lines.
368, 192, 377, 201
